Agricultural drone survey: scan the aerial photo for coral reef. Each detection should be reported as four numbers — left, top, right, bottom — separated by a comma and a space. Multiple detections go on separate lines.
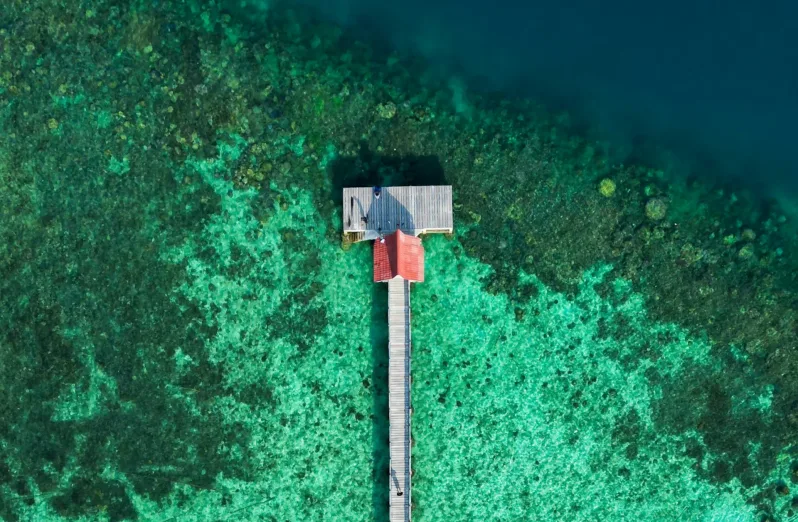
0, 0, 797, 521
599, 177, 616, 197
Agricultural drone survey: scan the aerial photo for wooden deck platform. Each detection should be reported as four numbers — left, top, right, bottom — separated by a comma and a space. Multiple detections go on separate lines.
343, 186, 453, 242
388, 277, 412, 522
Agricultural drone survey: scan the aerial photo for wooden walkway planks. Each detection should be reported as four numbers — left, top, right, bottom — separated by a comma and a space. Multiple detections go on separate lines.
388, 277, 412, 522
343, 186, 453, 241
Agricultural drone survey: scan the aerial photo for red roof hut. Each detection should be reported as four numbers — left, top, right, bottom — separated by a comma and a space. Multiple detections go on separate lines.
373, 229, 425, 283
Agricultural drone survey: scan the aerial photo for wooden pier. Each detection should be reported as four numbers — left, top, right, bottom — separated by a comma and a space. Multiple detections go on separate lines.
343, 186, 453, 241
388, 277, 412, 522
344, 185, 453, 522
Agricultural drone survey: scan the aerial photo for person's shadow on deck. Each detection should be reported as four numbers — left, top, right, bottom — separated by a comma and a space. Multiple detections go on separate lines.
329, 142, 446, 520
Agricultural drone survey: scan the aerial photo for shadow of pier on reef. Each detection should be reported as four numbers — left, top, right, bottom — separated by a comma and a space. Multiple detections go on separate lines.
329, 141, 448, 232
370, 282, 390, 521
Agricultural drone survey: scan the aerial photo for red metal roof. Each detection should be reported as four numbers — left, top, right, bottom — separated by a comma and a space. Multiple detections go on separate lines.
373, 230, 425, 282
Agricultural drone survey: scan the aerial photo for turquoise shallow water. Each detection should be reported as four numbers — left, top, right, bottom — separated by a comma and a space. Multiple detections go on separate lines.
1, 1, 798, 521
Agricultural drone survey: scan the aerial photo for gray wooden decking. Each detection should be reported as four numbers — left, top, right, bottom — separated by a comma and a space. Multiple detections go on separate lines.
343, 186, 453, 241
388, 277, 412, 522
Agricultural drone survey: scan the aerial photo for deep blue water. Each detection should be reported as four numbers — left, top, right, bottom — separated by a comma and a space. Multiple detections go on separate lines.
289, 0, 798, 196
